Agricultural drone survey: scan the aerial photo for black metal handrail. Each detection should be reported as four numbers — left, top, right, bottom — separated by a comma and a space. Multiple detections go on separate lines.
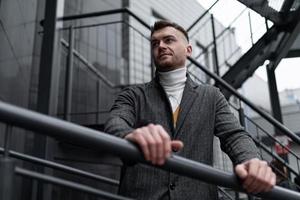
189, 67, 300, 180
0, 101, 300, 200
245, 115, 300, 164
190, 70, 300, 175
252, 136, 298, 176
15, 167, 128, 200
0, 147, 119, 186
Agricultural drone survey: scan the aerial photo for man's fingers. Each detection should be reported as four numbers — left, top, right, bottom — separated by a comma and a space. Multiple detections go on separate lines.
235, 163, 248, 180
125, 130, 151, 161
247, 162, 268, 193
242, 159, 259, 190
148, 124, 164, 165
262, 167, 276, 192
171, 140, 184, 152
235, 159, 276, 194
156, 125, 171, 163
124, 125, 184, 166
140, 126, 157, 164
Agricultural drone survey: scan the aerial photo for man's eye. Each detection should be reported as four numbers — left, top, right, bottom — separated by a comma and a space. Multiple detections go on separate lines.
165, 38, 174, 43
151, 42, 159, 48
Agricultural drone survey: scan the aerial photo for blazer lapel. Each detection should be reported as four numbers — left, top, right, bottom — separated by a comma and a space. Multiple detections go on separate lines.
174, 76, 198, 138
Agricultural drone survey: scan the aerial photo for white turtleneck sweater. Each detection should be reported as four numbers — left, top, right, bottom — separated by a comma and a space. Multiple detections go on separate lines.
158, 67, 187, 113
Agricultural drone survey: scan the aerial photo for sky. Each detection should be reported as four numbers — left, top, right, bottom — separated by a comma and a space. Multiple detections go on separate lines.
197, 0, 300, 92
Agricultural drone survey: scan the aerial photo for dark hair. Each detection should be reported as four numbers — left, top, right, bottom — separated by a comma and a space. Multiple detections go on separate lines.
151, 20, 189, 42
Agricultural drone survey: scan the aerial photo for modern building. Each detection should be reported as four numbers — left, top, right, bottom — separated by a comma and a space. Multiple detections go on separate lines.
1, 0, 300, 199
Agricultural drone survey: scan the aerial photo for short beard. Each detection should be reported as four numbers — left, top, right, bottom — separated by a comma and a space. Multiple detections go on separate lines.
154, 60, 175, 72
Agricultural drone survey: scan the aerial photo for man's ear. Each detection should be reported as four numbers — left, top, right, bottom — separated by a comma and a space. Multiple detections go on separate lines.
186, 44, 192, 56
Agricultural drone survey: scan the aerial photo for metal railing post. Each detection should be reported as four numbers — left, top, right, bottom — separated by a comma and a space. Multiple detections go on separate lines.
210, 14, 220, 76
96, 80, 100, 124
248, 10, 254, 45
238, 102, 255, 200
238, 102, 245, 127
64, 26, 74, 121
0, 125, 15, 200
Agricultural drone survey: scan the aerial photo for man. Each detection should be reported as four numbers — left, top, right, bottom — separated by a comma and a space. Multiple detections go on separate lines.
105, 20, 276, 199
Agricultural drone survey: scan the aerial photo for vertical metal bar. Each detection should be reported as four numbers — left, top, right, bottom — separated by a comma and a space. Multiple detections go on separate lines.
234, 191, 239, 200
96, 80, 100, 124
3, 125, 12, 158
35, 1, 60, 199
106, 25, 109, 70
37, 0, 59, 116
248, 11, 254, 45
150, 42, 155, 79
1, 125, 15, 200
141, 34, 145, 82
238, 104, 245, 127
266, 64, 290, 164
64, 26, 74, 121
0, 157, 15, 200
266, 64, 283, 127
115, 23, 118, 78
210, 14, 220, 76
121, 8, 130, 84
133, 29, 136, 83
265, 18, 270, 31
31, 180, 38, 200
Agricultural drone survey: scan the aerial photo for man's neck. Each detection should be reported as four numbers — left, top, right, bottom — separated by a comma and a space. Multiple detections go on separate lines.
157, 67, 187, 112
158, 67, 187, 89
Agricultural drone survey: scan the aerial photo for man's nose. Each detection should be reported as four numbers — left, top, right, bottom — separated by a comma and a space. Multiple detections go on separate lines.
158, 41, 167, 49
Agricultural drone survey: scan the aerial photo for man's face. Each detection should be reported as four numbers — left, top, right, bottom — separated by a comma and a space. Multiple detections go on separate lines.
151, 26, 192, 72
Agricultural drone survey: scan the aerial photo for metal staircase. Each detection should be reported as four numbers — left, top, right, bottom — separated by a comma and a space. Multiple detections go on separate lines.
221, 6, 300, 98
1, 1, 300, 200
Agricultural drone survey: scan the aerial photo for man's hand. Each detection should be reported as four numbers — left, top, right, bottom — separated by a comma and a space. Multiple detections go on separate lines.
235, 158, 276, 194
125, 124, 183, 165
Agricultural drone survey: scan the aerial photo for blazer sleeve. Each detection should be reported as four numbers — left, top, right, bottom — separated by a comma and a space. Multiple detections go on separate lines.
104, 87, 137, 138
213, 89, 260, 165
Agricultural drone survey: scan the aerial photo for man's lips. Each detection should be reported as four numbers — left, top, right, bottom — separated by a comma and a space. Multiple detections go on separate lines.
159, 53, 172, 58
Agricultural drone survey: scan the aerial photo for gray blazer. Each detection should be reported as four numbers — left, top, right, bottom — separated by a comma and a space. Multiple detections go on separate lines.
104, 75, 259, 200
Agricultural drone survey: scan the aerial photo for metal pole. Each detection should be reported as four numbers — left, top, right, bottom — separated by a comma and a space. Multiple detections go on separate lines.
64, 26, 74, 121
248, 10, 254, 45
96, 80, 100, 124
211, 14, 220, 76
15, 167, 131, 200
265, 18, 270, 30
0, 158, 15, 200
266, 64, 284, 129
0, 101, 300, 199
0, 124, 15, 200
0, 147, 119, 186
266, 64, 290, 164
36, 1, 59, 199
238, 104, 245, 127
3, 125, 12, 158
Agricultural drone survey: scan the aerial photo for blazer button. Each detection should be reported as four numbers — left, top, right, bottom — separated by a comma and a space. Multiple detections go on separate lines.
169, 183, 175, 190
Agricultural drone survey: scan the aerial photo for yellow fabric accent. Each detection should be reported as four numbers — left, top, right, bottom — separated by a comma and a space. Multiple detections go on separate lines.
172, 106, 180, 127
